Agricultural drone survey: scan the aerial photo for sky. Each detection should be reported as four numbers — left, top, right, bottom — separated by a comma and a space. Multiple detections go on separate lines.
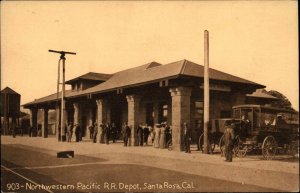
1, 1, 298, 110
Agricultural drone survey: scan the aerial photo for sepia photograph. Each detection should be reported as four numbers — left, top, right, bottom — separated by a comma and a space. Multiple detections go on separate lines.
1, 0, 299, 192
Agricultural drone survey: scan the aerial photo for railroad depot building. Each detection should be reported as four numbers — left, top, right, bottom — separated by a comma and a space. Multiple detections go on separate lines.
23, 59, 276, 151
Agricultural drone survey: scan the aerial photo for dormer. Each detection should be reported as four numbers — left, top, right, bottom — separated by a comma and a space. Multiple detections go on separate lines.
66, 72, 112, 91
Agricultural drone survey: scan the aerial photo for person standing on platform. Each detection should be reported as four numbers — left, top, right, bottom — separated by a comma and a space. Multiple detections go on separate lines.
165, 124, 172, 146
75, 124, 80, 142
224, 122, 235, 162
111, 123, 117, 143
99, 124, 105, 143
137, 123, 144, 146
67, 122, 73, 142
104, 123, 110, 144
154, 124, 161, 148
159, 122, 166, 148
148, 126, 154, 144
123, 122, 131, 146
143, 124, 150, 146
93, 122, 98, 143
183, 122, 191, 153
88, 124, 94, 139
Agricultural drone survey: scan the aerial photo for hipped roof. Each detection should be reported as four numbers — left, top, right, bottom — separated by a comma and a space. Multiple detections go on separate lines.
247, 90, 278, 100
65, 72, 112, 84
68, 59, 263, 97
1, 87, 20, 95
24, 59, 265, 107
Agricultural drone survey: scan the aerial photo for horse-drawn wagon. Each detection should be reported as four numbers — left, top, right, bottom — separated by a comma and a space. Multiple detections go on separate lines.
199, 105, 299, 160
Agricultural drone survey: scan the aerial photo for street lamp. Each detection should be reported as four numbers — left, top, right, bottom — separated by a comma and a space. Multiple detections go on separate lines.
49, 50, 76, 141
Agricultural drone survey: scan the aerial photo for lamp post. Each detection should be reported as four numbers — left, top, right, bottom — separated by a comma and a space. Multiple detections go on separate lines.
49, 50, 76, 141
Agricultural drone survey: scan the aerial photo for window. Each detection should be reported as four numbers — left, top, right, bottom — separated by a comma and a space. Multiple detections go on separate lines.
261, 112, 274, 126
162, 104, 168, 122
232, 108, 240, 119
195, 101, 203, 118
220, 111, 231, 118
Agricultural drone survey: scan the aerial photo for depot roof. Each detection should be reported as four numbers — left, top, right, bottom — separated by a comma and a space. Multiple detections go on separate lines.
24, 59, 265, 107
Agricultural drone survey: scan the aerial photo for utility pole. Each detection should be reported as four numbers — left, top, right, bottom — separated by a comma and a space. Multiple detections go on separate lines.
203, 30, 210, 154
49, 50, 76, 141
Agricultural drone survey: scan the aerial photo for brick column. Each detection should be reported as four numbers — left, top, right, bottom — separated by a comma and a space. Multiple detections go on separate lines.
30, 108, 38, 137
86, 108, 93, 139
96, 99, 108, 143
126, 95, 141, 146
41, 108, 49, 138
73, 103, 82, 142
170, 87, 192, 151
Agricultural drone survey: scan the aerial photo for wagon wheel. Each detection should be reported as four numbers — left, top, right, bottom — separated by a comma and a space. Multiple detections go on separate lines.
234, 136, 247, 158
198, 133, 216, 153
219, 135, 225, 157
262, 136, 278, 160
167, 139, 172, 151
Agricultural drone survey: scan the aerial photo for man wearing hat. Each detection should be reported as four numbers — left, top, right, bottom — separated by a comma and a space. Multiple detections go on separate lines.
93, 122, 98, 143
224, 121, 235, 162
183, 122, 192, 153
75, 123, 81, 142
67, 122, 73, 142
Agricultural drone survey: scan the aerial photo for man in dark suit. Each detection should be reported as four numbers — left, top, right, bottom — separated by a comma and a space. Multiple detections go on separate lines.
104, 123, 110, 144
240, 115, 250, 140
88, 124, 94, 139
75, 124, 80, 142
111, 123, 117, 143
143, 125, 150, 145
224, 122, 235, 162
137, 124, 144, 146
93, 122, 98, 143
183, 122, 192, 153
123, 123, 131, 146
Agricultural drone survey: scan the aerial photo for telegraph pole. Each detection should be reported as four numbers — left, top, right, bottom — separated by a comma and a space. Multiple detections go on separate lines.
49, 50, 76, 141
203, 30, 210, 154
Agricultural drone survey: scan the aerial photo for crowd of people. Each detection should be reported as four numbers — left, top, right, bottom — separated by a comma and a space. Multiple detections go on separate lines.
121, 122, 172, 148
64, 122, 120, 144
63, 121, 176, 149
18, 119, 237, 162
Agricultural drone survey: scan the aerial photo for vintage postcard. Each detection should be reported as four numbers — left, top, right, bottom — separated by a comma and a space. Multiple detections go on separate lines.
1, 1, 299, 192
